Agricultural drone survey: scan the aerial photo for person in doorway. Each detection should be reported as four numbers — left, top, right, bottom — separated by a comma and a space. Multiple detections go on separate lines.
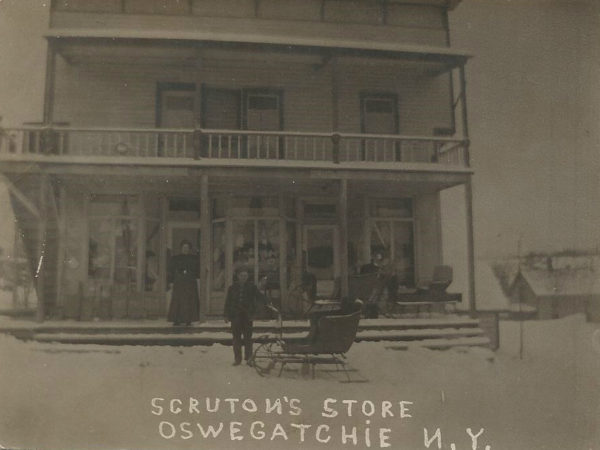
167, 240, 200, 326
224, 266, 269, 366
360, 250, 385, 275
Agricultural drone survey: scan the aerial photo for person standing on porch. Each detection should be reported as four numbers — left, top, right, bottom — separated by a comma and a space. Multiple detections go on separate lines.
224, 266, 268, 366
167, 240, 200, 326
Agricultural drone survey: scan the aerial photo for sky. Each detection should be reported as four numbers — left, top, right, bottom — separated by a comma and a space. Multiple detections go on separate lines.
0, 0, 598, 259
450, 0, 600, 257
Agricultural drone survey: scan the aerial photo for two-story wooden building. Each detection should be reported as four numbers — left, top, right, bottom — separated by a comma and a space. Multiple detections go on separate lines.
0, 0, 475, 321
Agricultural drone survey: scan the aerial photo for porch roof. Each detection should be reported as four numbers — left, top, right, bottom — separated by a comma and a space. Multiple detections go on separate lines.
46, 31, 471, 70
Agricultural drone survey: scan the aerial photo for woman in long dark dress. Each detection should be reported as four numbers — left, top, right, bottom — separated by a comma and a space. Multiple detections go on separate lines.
167, 240, 200, 326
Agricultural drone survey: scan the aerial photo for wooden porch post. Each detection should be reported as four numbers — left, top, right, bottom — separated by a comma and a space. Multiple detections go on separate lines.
194, 46, 204, 160
158, 196, 168, 313
459, 64, 477, 314
331, 56, 339, 132
36, 175, 48, 322
55, 185, 67, 311
338, 179, 349, 298
278, 195, 288, 311
200, 174, 210, 320
43, 39, 57, 125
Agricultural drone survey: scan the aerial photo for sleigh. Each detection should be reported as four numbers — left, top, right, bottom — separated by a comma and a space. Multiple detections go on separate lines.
249, 300, 363, 381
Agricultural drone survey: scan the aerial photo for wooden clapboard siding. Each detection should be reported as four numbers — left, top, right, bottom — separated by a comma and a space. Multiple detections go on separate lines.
54, 58, 196, 128
201, 59, 333, 132
51, 1, 449, 47
336, 63, 453, 135
53, 58, 452, 135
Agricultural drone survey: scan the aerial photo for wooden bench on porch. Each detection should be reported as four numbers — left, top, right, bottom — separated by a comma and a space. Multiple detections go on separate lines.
391, 265, 461, 317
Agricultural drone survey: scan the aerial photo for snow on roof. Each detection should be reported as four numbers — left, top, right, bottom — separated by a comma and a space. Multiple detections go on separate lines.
519, 268, 600, 298
475, 261, 511, 311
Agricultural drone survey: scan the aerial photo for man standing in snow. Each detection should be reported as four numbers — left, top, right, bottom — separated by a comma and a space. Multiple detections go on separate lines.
224, 266, 269, 366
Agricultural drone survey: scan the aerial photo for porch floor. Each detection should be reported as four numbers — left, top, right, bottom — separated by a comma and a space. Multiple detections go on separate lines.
0, 314, 490, 349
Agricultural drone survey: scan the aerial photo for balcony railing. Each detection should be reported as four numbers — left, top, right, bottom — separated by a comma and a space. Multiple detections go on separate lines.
0, 127, 468, 167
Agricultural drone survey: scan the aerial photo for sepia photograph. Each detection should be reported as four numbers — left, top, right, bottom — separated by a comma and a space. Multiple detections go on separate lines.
0, 0, 598, 448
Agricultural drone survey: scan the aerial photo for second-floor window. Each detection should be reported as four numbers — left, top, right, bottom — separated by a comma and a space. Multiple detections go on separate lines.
361, 93, 398, 135
243, 90, 283, 131
361, 93, 399, 161
157, 83, 196, 129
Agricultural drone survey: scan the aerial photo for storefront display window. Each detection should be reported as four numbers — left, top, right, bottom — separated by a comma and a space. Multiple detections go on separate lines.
88, 195, 140, 292
369, 198, 415, 287
232, 219, 279, 285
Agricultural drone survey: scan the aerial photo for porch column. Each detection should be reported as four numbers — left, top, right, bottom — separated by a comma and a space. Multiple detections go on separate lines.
36, 174, 48, 322
55, 185, 67, 311
338, 179, 349, 298
459, 64, 477, 314
200, 174, 210, 320
278, 195, 288, 311
43, 40, 57, 124
331, 56, 339, 132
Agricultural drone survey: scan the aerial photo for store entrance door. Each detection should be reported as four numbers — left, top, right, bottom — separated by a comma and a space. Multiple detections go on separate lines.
303, 225, 339, 298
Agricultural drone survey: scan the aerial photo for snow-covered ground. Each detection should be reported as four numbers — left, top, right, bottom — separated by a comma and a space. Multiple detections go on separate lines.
0, 315, 598, 450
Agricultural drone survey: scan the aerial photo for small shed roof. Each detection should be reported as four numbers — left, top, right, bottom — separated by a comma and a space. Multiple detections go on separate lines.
517, 268, 600, 298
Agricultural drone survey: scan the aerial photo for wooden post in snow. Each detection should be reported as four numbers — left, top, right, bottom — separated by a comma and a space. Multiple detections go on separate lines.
459, 64, 477, 315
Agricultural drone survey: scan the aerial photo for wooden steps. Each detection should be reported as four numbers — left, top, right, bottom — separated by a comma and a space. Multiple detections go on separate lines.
0, 315, 491, 350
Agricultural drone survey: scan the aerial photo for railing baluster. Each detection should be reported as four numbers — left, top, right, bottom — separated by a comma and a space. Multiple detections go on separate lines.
227, 135, 232, 158
218, 135, 222, 158
265, 136, 273, 159
34, 131, 41, 154
57, 131, 63, 155
22, 131, 28, 155
134, 133, 140, 157
291, 136, 296, 160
